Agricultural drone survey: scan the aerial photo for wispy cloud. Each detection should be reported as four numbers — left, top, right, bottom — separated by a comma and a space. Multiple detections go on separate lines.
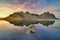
0, 0, 60, 18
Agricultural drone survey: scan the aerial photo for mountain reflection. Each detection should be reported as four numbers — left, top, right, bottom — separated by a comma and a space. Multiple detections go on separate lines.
39, 21, 55, 26
6, 20, 55, 34
7, 20, 55, 27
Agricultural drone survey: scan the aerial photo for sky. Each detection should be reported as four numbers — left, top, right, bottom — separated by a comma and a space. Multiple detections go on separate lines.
0, 0, 60, 18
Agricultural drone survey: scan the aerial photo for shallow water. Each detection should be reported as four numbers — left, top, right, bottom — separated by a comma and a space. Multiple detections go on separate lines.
0, 20, 60, 40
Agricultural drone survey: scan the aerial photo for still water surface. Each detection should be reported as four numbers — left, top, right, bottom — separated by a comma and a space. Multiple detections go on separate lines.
0, 20, 60, 40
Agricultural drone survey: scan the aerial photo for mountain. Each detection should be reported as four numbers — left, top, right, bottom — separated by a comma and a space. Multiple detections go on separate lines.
2, 11, 40, 22
5, 11, 57, 20
39, 11, 57, 19
0, 11, 57, 20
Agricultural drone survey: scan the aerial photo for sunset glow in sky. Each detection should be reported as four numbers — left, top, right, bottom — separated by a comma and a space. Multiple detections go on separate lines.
0, 0, 60, 18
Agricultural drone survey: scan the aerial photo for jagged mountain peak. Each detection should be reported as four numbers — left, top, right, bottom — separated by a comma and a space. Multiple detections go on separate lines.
40, 11, 56, 19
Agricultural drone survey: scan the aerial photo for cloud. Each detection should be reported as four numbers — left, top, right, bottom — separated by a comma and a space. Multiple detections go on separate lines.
13, 0, 58, 12
0, 3, 15, 17
43, 6, 57, 13
13, 0, 19, 2
0, 0, 60, 18
41, 6, 57, 13
15, 2, 29, 12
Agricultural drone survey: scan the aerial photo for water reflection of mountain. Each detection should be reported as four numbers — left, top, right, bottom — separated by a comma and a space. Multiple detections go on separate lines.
8, 20, 55, 26
39, 21, 55, 26
5, 20, 55, 34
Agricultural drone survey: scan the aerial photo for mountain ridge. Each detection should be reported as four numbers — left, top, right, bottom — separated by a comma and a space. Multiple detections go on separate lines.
0, 11, 58, 21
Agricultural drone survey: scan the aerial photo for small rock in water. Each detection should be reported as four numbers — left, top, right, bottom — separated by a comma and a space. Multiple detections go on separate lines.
26, 25, 36, 35
29, 26, 36, 33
